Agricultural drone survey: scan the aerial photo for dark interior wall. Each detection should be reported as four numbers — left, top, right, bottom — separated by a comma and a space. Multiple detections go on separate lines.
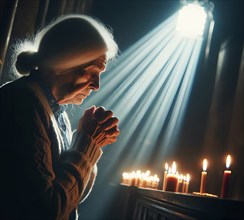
201, 0, 244, 199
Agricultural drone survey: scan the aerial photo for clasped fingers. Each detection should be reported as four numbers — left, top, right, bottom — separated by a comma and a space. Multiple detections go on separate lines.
104, 125, 120, 137
99, 117, 119, 130
94, 106, 113, 124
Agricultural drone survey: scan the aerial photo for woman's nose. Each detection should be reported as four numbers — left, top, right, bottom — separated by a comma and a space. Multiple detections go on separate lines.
89, 75, 100, 91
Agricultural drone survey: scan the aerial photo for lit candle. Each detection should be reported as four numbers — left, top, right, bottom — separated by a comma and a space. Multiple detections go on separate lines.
176, 174, 183, 192
145, 170, 151, 188
135, 170, 141, 186
184, 174, 190, 193
162, 163, 168, 191
200, 159, 207, 194
152, 174, 159, 189
182, 175, 186, 193
131, 171, 136, 186
221, 155, 232, 198
122, 172, 129, 185
165, 161, 178, 192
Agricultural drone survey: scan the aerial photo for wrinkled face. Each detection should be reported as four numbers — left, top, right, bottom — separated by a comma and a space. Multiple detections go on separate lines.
52, 55, 107, 105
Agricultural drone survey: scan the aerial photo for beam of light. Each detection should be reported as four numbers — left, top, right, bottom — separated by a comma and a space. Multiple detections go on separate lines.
69, 12, 207, 219
69, 12, 205, 171
160, 39, 202, 153
176, 1, 207, 38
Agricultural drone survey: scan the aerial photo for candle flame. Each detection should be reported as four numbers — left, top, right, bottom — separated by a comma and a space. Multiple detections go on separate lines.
203, 159, 207, 171
186, 174, 190, 182
145, 170, 150, 176
165, 163, 169, 171
122, 172, 128, 178
226, 155, 231, 169
172, 161, 176, 173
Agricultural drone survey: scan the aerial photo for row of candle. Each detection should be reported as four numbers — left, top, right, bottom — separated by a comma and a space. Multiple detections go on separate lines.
121, 165, 190, 193
121, 154, 232, 198
122, 170, 159, 189
200, 155, 232, 198
163, 154, 232, 197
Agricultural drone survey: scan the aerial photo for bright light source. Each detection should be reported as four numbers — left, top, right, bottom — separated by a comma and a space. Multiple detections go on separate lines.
176, 2, 207, 38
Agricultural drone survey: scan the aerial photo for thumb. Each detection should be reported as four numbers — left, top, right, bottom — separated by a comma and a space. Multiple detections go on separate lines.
83, 105, 96, 118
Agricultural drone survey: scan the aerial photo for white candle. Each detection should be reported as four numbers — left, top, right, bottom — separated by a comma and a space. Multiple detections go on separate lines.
162, 163, 168, 191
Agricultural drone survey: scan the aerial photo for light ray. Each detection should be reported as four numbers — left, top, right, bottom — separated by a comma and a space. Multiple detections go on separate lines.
71, 8, 210, 219
69, 12, 205, 172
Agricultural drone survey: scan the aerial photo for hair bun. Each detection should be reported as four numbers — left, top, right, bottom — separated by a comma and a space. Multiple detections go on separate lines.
15, 51, 38, 75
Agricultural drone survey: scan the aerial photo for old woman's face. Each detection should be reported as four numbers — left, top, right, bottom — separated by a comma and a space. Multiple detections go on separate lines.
51, 54, 107, 105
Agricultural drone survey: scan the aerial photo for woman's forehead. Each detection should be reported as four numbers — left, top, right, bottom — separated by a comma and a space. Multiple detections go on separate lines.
48, 45, 108, 71
89, 55, 106, 68
59, 54, 106, 74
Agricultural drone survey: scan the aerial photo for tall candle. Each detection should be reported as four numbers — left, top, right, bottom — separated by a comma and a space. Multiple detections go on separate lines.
162, 163, 168, 191
200, 159, 207, 194
221, 155, 231, 198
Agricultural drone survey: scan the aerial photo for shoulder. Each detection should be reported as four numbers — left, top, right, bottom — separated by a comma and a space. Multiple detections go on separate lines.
0, 77, 50, 119
0, 77, 37, 100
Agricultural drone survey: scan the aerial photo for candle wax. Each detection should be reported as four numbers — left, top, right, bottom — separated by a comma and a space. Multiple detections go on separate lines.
162, 171, 167, 191
176, 180, 182, 192
165, 174, 178, 192
184, 182, 189, 193
200, 171, 207, 194
221, 170, 231, 198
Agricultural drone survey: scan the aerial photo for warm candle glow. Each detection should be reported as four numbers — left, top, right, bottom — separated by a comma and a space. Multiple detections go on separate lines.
200, 160, 207, 194
203, 159, 208, 171
172, 161, 176, 173
180, 174, 184, 181
145, 170, 150, 176
226, 155, 231, 169
186, 174, 190, 183
165, 163, 169, 171
221, 155, 232, 198
184, 174, 190, 193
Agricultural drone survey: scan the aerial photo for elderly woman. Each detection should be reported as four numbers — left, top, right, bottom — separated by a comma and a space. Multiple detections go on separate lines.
0, 15, 120, 220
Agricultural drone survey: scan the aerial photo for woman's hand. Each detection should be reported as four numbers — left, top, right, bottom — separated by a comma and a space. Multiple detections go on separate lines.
77, 106, 120, 148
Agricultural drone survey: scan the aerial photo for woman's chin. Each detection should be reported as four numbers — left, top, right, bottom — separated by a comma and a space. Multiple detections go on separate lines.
70, 97, 84, 105
59, 97, 84, 105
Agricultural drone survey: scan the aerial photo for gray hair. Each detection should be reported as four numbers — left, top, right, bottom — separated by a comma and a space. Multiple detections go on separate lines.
14, 14, 119, 76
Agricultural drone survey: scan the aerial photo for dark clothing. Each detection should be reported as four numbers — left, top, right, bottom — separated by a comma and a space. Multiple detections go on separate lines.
32, 73, 70, 151
0, 76, 98, 220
